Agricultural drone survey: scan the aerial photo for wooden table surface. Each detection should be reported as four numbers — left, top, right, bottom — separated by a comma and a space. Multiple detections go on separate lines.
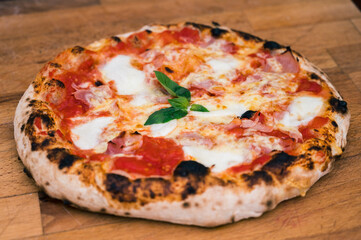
1, 0, 361, 239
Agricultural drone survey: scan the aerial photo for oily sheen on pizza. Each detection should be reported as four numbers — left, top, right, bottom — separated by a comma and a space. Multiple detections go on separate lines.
14, 22, 350, 226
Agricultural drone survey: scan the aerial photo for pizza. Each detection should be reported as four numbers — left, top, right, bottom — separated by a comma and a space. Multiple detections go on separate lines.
14, 22, 350, 227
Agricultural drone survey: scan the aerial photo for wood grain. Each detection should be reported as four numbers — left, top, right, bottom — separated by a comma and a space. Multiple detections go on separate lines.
0, 193, 42, 239
245, 0, 361, 30
0, 0, 361, 239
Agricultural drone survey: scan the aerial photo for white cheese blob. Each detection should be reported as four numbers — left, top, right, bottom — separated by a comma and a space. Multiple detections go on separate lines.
281, 96, 324, 127
190, 103, 247, 124
183, 145, 247, 172
130, 93, 149, 106
150, 120, 177, 137
207, 56, 240, 78
71, 117, 113, 150
101, 55, 146, 95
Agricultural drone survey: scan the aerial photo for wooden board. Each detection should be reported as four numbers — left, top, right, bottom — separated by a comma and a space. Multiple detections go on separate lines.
1, 0, 361, 239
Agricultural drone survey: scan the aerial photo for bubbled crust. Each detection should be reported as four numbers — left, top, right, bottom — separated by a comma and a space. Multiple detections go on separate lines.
14, 22, 350, 226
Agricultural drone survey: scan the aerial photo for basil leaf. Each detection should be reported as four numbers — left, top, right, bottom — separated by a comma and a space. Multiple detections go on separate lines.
168, 97, 189, 110
144, 107, 188, 125
154, 71, 191, 101
190, 104, 209, 112
174, 87, 191, 101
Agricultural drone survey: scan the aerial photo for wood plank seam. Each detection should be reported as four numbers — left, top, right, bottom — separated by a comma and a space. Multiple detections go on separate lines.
351, 18, 361, 34
0, 191, 38, 200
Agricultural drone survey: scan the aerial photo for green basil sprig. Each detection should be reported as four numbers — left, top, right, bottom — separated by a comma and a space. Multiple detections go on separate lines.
144, 71, 209, 125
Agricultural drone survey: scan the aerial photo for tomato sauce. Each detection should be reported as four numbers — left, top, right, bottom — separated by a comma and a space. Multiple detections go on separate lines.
229, 154, 271, 173
113, 136, 185, 176
299, 117, 329, 140
296, 78, 322, 93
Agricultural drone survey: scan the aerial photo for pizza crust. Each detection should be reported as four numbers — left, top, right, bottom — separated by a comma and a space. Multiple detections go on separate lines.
14, 23, 350, 227
14, 88, 326, 226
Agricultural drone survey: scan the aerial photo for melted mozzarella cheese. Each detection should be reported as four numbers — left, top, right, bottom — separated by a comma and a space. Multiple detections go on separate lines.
71, 117, 113, 150
130, 93, 149, 106
281, 96, 324, 127
183, 145, 248, 173
101, 55, 147, 95
207, 56, 240, 78
150, 120, 177, 137
190, 103, 247, 124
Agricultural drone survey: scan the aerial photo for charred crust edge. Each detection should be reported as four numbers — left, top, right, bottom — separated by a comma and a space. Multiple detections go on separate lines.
310, 72, 320, 80
185, 22, 212, 31
262, 152, 297, 179
111, 36, 121, 43
210, 27, 228, 38
47, 148, 80, 170
242, 170, 273, 188
173, 161, 209, 178
239, 110, 257, 119
232, 29, 263, 42
329, 97, 348, 114
49, 62, 62, 68
71, 46, 85, 54
263, 41, 284, 50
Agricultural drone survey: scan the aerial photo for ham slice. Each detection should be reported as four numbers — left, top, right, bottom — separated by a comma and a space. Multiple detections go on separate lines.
177, 132, 215, 148
73, 85, 112, 107
106, 132, 143, 155
275, 51, 299, 73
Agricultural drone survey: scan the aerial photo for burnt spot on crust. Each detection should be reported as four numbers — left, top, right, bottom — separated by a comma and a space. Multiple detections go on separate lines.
63, 199, 71, 205
145, 29, 152, 34
111, 36, 121, 42
185, 22, 212, 31
181, 183, 197, 200
262, 152, 297, 179
306, 159, 314, 170
232, 29, 263, 42
239, 110, 257, 119
48, 130, 55, 137
266, 200, 273, 209
182, 202, 190, 208
47, 148, 80, 170
28, 100, 38, 107
49, 62, 62, 68
165, 67, 174, 73
211, 27, 228, 38
263, 41, 283, 50
23, 167, 33, 180
242, 170, 273, 188
331, 120, 338, 128
124, 212, 131, 216
59, 154, 79, 170
45, 79, 65, 88
100, 208, 106, 212
95, 80, 103, 86
173, 161, 209, 178
310, 72, 320, 80
21, 124, 25, 132
212, 21, 220, 26
308, 146, 322, 151
71, 46, 85, 54
329, 97, 348, 114
25, 110, 55, 135
105, 174, 138, 202
105, 164, 213, 204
